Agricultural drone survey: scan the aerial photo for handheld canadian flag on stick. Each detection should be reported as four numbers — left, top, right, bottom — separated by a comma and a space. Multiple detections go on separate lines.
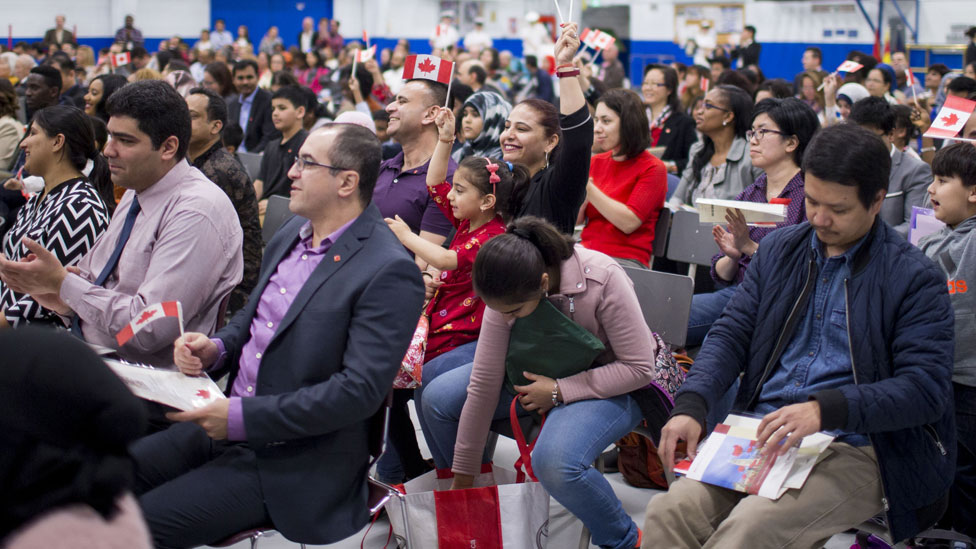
817, 60, 864, 91
112, 51, 131, 69
116, 301, 184, 347
402, 55, 456, 108
905, 69, 920, 108
924, 96, 976, 140
700, 77, 710, 92
352, 44, 377, 75
362, 29, 369, 48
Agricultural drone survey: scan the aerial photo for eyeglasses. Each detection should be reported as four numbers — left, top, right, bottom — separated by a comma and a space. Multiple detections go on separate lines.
702, 101, 730, 112
292, 156, 348, 173
746, 128, 790, 142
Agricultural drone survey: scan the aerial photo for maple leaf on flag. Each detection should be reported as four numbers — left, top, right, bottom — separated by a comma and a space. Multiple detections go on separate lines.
418, 57, 437, 74
196, 389, 211, 399
136, 309, 158, 325
942, 113, 960, 127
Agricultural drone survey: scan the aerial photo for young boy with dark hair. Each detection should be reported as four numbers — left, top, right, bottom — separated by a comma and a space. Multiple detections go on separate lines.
919, 142, 976, 538
254, 86, 307, 215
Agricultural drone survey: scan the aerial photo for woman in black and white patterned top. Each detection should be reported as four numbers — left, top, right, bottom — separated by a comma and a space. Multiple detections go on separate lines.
1, 105, 110, 327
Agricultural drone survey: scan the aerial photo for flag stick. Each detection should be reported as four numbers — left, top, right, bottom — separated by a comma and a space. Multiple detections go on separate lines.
568, 0, 574, 23
816, 71, 838, 92
910, 83, 920, 109
177, 304, 185, 340
552, 0, 565, 25
591, 47, 603, 66
352, 56, 358, 78
444, 61, 456, 108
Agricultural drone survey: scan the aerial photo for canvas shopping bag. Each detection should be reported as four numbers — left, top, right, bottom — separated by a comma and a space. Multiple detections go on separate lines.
385, 397, 550, 548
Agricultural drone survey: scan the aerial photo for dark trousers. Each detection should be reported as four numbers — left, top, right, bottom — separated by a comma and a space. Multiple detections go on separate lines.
942, 382, 976, 537
131, 422, 271, 549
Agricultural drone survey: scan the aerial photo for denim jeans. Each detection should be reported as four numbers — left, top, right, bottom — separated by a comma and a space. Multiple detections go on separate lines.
414, 340, 479, 453
942, 382, 976, 537
420, 361, 643, 549
686, 284, 738, 347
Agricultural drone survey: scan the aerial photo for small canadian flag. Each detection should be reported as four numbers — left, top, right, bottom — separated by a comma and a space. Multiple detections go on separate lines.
924, 96, 976, 139
355, 45, 377, 63
116, 301, 183, 346
835, 60, 864, 74
580, 28, 615, 51
362, 30, 369, 46
112, 51, 131, 68
700, 77, 710, 92
905, 68, 916, 87
402, 54, 454, 85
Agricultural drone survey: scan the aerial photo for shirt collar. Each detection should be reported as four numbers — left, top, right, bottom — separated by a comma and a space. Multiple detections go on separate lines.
242, 88, 258, 104
810, 225, 871, 265
192, 140, 224, 167
384, 151, 431, 176
297, 216, 357, 251
135, 159, 193, 213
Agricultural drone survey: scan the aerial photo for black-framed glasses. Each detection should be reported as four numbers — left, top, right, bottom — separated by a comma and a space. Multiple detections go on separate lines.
746, 128, 790, 142
702, 101, 730, 112
292, 156, 348, 172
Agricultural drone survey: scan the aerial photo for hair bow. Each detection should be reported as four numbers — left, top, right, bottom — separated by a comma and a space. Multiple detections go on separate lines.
485, 158, 500, 194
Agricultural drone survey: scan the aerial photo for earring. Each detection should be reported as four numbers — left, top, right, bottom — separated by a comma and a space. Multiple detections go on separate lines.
722, 120, 728, 126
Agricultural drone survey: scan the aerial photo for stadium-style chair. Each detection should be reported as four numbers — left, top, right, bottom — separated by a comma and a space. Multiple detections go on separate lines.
648, 209, 671, 270
621, 266, 693, 349
209, 394, 395, 549
665, 209, 720, 281
237, 151, 263, 181
852, 510, 975, 548
261, 195, 293, 244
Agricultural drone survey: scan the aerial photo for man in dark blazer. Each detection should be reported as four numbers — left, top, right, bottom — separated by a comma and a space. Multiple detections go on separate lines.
226, 59, 278, 153
297, 16, 318, 53
42, 15, 77, 48
729, 25, 761, 69
130, 123, 425, 548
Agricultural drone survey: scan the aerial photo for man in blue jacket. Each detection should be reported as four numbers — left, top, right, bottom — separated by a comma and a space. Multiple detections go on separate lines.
644, 123, 955, 547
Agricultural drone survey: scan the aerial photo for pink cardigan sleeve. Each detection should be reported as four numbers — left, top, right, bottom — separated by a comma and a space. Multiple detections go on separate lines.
557, 263, 657, 403
452, 307, 512, 476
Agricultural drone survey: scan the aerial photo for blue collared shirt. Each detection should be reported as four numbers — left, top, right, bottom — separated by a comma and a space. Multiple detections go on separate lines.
238, 88, 259, 152
755, 229, 871, 446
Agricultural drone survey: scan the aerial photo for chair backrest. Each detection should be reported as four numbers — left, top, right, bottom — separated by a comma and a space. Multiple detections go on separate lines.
262, 195, 293, 244
238, 151, 263, 180
622, 266, 694, 348
665, 210, 720, 267
652, 208, 671, 259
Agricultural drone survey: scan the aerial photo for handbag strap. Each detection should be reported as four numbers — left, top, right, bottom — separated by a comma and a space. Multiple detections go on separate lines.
510, 395, 545, 483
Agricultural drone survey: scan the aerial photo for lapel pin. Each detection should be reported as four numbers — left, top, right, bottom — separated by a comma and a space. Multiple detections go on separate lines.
334, 255, 341, 262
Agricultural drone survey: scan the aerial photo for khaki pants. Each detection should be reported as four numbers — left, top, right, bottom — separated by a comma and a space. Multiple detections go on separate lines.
643, 443, 884, 549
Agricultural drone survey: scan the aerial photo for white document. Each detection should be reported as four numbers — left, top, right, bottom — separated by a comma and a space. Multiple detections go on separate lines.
694, 198, 787, 226
104, 358, 225, 411
909, 206, 945, 247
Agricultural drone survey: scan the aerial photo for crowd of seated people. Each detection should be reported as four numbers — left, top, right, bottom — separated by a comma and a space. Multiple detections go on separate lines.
1, 12, 976, 549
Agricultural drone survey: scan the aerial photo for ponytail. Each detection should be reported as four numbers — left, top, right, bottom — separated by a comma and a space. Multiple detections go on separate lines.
88, 154, 116, 216
473, 216, 574, 303
457, 156, 532, 221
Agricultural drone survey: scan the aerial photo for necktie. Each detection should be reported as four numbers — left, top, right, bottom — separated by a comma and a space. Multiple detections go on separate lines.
71, 196, 141, 337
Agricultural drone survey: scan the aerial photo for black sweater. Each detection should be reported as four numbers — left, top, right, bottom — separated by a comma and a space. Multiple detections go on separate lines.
516, 106, 593, 234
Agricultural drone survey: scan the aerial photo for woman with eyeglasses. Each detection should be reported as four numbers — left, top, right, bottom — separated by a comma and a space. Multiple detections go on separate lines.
641, 64, 697, 175
864, 64, 899, 105
685, 97, 819, 347
669, 85, 762, 208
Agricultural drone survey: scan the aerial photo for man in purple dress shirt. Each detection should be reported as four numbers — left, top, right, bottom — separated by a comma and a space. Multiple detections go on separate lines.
128, 123, 425, 548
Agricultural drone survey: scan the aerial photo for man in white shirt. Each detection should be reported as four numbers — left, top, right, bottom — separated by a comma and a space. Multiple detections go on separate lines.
298, 17, 317, 53
211, 19, 234, 51
430, 12, 459, 51
463, 19, 493, 56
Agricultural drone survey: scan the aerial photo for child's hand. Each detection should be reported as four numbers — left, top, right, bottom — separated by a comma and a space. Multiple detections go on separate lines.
384, 215, 411, 240
3, 177, 23, 191
434, 107, 456, 142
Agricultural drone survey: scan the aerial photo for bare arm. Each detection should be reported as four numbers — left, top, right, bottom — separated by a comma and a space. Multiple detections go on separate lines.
427, 108, 456, 188
555, 23, 585, 116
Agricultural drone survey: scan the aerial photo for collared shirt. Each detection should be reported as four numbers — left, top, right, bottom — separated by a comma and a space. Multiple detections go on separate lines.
756, 229, 871, 446
374, 151, 455, 238
257, 129, 308, 198
60, 160, 243, 366
238, 88, 259, 150
220, 219, 354, 440
211, 30, 234, 50
710, 171, 807, 285
192, 140, 263, 312
299, 31, 315, 53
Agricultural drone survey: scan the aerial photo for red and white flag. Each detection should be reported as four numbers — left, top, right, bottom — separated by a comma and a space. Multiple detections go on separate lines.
116, 301, 183, 347
700, 77, 710, 92
591, 30, 615, 51
835, 60, 863, 74
362, 29, 369, 47
905, 69, 916, 87
402, 54, 454, 84
112, 51, 131, 68
579, 28, 596, 47
356, 45, 377, 63
924, 96, 976, 139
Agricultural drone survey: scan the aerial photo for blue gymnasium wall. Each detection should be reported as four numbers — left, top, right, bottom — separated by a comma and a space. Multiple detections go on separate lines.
209, 0, 333, 50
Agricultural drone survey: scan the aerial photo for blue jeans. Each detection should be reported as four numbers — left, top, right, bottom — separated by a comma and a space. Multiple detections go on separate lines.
686, 284, 738, 347
414, 340, 479, 453
421, 362, 642, 549
943, 382, 976, 536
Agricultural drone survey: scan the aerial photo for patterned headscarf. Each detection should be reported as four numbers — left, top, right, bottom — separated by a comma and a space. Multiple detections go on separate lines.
453, 91, 512, 163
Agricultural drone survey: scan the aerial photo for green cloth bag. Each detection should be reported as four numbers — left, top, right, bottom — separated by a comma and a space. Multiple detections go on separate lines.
504, 299, 606, 392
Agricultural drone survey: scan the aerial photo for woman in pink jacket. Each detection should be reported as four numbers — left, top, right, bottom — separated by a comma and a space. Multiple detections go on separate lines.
419, 216, 656, 549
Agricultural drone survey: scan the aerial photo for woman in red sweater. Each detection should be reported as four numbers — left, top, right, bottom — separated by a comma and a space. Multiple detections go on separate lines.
579, 89, 668, 268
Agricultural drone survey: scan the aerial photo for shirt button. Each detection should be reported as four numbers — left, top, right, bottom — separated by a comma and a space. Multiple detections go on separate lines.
393, 178, 398, 183
822, 278, 828, 283
795, 382, 803, 387
439, 310, 447, 317
816, 313, 821, 320
584, 267, 591, 274
266, 321, 274, 328
256, 352, 262, 359
576, 282, 583, 288
279, 288, 287, 294
302, 254, 308, 260
808, 351, 814, 357
247, 385, 254, 393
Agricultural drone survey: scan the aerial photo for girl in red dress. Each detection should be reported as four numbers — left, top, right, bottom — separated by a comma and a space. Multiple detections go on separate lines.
386, 106, 530, 363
